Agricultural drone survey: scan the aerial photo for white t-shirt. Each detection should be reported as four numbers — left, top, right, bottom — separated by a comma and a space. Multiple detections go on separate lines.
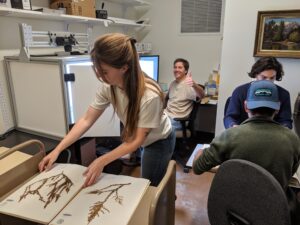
90, 82, 172, 147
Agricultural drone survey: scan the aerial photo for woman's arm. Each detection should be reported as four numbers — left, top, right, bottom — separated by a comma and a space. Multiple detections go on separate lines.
83, 127, 151, 187
39, 106, 104, 171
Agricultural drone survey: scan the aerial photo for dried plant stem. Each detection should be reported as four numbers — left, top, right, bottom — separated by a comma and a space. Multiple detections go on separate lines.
19, 171, 73, 208
87, 183, 131, 224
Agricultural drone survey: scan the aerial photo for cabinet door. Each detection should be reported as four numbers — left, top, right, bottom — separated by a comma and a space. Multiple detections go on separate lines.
8, 61, 68, 138
65, 61, 120, 137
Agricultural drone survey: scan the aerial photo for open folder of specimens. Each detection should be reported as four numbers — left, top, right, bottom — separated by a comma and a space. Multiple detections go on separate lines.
0, 163, 150, 225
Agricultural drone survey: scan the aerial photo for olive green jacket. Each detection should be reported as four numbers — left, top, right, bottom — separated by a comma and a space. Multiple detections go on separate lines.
193, 116, 300, 190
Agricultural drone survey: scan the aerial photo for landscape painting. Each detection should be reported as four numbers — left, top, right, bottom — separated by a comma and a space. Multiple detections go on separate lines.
254, 10, 300, 58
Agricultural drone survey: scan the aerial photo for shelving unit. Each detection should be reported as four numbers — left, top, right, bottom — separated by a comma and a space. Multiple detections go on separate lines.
104, 0, 151, 26
108, 16, 151, 28
105, 0, 151, 6
0, 6, 150, 28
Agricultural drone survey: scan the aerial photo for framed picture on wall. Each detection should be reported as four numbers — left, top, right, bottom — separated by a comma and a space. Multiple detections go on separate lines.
254, 10, 300, 58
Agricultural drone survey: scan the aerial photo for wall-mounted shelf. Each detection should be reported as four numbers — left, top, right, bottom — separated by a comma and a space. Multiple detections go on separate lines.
105, 0, 150, 6
0, 6, 150, 28
104, 0, 151, 30
108, 16, 151, 28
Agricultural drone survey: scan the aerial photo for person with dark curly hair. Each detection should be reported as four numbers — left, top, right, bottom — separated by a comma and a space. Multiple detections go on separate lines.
224, 57, 292, 129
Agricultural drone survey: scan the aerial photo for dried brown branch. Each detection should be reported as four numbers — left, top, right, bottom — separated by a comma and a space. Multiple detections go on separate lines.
87, 201, 109, 224
19, 171, 74, 208
87, 183, 131, 224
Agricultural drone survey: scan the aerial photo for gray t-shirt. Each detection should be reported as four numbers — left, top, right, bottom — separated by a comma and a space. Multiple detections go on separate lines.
90, 82, 172, 147
165, 79, 197, 119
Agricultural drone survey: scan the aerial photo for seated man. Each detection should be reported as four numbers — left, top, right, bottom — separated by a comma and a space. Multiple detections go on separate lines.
224, 56, 292, 129
193, 80, 300, 224
165, 58, 204, 130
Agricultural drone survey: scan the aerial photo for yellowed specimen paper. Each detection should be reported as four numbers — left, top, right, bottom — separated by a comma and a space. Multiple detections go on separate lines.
0, 163, 150, 225
49, 174, 150, 225
0, 164, 86, 224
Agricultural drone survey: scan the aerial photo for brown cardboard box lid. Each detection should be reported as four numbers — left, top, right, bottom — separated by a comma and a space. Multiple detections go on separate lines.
0, 147, 9, 157
0, 151, 32, 175
0, 140, 45, 199
50, 0, 96, 18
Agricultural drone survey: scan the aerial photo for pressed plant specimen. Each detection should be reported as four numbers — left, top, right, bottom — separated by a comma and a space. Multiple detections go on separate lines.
87, 183, 131, 224
19, 171, 73, 208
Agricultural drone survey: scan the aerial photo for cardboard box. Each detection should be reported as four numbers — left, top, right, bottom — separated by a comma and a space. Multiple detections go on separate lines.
50, 0, 96, 18
0, 140, 45, 199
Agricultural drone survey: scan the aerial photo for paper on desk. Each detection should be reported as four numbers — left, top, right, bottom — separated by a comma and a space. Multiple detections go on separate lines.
186, 144, 210, 168
208, 99, 218, 105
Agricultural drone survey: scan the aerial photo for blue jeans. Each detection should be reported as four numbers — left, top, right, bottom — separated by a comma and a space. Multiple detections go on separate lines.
169, 117, 183, 131
141, 127, 176, 186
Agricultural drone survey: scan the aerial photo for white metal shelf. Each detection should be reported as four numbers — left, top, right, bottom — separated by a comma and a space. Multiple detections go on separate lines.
108, 16, 151, 28
105, 0, 151, 6
0, 6, 150, 28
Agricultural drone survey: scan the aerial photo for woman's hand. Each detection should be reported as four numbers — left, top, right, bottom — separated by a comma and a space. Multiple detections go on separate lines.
38, 150, 60, 172
82, 158, 105, 188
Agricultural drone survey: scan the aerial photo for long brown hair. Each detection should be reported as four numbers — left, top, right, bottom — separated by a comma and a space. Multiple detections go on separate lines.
90, 33, 163, 141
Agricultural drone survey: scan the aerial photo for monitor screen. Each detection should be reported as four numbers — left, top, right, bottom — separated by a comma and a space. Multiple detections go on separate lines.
139, 55, 159, 82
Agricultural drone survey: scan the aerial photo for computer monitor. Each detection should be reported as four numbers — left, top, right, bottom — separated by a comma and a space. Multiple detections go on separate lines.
139, 55, 159, 82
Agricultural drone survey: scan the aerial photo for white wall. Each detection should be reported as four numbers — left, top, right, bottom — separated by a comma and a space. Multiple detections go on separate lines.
216, 0, 300, 135
142, 0, 223, 85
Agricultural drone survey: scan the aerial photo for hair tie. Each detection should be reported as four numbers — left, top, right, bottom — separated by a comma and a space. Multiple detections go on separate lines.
129, 37, 137, 45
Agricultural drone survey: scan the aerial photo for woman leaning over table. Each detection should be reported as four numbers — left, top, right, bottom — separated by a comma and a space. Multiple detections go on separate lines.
39, 33, 175, 187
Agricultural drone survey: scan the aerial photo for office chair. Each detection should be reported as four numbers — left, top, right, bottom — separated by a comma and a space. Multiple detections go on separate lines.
128, 160, 176, 225
207, 159, 291, 225
173, 101, 199, 172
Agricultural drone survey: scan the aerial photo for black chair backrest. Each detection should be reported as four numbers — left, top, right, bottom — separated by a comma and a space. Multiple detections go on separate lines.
207, 159, 291, 225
